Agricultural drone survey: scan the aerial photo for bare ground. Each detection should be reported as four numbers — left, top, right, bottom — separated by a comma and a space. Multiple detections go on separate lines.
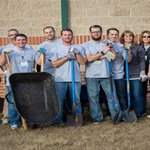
0, 117, 150, 150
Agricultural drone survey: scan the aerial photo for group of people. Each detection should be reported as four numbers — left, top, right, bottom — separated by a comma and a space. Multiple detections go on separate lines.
0, 25, 150, 129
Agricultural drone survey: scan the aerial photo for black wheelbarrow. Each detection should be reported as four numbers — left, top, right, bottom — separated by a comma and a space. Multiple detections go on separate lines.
9, 72, 61, 126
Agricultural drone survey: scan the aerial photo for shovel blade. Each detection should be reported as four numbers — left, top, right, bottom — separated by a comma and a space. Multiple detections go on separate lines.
67, 114, 83, 127
113, 111, 119, 125
123, 110, 137, 123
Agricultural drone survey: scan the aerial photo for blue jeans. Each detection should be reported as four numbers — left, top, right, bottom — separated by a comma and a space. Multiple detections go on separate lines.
86, 78, 121, 122
6, 86, 21, 126
114, 79, 127, 111
129, 80, 143, 117
54, 82, 82, 124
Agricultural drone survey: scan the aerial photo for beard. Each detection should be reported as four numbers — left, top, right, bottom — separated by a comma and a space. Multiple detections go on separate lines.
62, 38, 72, 43
91, 35, 101, 41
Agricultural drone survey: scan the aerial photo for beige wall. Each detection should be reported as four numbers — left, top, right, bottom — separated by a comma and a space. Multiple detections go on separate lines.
0, 0, 149, 37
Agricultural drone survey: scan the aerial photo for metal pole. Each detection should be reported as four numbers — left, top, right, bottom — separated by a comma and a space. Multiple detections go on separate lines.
61, 0, 69, 29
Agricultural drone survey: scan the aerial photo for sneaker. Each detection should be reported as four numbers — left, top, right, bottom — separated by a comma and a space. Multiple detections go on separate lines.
92, 121, 101, 125
11, 124, 18, 130
147, 115, 150, 119
2, 118, 9, 125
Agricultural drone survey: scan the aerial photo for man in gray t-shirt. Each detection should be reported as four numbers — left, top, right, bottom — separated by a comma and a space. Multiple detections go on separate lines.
83, 25, 121, 123
51, 28, 86, 125
38, 26, 61, 75
0, 33, 38, 130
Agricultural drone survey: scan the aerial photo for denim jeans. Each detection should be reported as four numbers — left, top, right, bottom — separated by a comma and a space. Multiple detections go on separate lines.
114, 79, 127, 111
54, 82, 82, 124
86, 78, 121, 122
6, 86, 21, 126
142, 81, 147, 112
129, 80, 143, 117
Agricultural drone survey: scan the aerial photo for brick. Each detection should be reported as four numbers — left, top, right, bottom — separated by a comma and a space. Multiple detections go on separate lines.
76, 18, 98, 27
79, 35, 83, 44
143, 17, 150, 25
7, 19, 31, 28
0, 0, 8, 10
96, 0, 120, 8
0, 38, 2, 46
132, 0, 150, 7
19, 10, 32, 18
97, 17, 120, 26
87, 9, 108, 17
30, 0, 53, 9
119, 0, 133, 6
70, 9, 87, 17
119, 17, 143, 26
109, 7, 130, 16
131, 7, 150, 16
0, 10, 9, 19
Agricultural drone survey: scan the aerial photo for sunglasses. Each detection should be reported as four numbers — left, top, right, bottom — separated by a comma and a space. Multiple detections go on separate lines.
142, 36, 150, 38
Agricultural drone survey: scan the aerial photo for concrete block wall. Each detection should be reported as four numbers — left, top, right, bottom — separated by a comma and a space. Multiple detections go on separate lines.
0, 0, 149, 37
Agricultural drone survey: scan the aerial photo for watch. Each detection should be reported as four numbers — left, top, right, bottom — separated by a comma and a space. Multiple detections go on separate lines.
100, 51, 105, 55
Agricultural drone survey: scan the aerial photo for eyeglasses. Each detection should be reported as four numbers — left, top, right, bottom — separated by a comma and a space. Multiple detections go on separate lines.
91, 31, 101, 34
142, 36, 150, 38
8, 34, 16, 37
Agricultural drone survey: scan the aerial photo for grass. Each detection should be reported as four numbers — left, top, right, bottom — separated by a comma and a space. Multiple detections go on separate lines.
0, 117, 150, 150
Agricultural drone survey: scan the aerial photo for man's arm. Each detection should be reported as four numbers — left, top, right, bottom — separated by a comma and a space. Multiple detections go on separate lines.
0, 53, 7, 67
51, 56, 69, 68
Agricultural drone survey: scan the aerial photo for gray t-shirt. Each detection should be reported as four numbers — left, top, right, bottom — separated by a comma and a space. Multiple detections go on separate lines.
109, 41, 125, 79
3, 47, 38, 73
51, 43, 85, 82
83, 40, 109, 78
38, 38, 61, 75
2, 43, 33, 86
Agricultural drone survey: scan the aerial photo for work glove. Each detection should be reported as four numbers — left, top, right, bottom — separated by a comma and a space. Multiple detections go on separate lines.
69, 47, 80, 54
147, 73, 150, 80
38, 48, 46, 54
101, 51, 115, 61
3, 48, 13, 54
139, 71, 147, 82
67, 52, 75, 60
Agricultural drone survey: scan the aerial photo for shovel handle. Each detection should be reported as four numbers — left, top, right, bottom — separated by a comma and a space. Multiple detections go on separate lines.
40, 54, 45, 72
71, 59, 76, 110
5, 54, 12, 74
5, 53, 28, 130
125, 50, 131, 109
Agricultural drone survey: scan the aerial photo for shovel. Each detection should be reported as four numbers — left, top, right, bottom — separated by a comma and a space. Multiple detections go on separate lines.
123, 50, 137, 123
108, 61, 119, 124
5, 51, 28, 130
67, 59, 83, 126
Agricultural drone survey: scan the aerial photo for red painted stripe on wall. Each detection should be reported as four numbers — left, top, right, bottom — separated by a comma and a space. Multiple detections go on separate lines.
0, 34, 140, 46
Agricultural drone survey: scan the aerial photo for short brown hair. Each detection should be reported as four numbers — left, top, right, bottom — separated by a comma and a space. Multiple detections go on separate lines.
61, 28, 73, 36
43, 26, 55, 33
120, 30, 135, 44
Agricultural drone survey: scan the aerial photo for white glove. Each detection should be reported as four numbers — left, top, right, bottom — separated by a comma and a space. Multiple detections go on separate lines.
69, 47, 80, 54
147, 73, 150, 80
67, 52, 75, 60
3, 48, 13, 54
101, 51, 115, 61
139, 74, 147, 82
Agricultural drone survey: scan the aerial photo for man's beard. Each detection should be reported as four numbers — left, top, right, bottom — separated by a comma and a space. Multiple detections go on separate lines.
62, 39, 72, 43
91, 36, 101, 41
